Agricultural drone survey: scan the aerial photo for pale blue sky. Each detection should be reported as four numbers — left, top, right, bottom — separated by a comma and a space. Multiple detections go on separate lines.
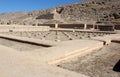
0, 0, 84, 13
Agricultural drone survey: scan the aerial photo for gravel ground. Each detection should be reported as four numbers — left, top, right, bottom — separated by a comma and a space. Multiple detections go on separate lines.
0, 31, 110, 41
58, 43, 120, 77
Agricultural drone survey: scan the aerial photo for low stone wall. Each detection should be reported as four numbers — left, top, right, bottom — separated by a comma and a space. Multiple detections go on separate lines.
0, 25, 50, 32
0, 34, 56, 47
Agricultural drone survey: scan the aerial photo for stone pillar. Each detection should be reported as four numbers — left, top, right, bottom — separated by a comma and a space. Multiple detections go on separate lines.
84, 24, 87, 29
112, 25, 115, 31
55, 24, 58, 28
93, 24, 95, 30
96, 25, 99, 30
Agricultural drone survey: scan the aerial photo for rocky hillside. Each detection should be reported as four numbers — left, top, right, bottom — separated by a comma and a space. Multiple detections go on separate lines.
60, 0, 120, 23
0, 11, 27, 24
0, 0, 120, 25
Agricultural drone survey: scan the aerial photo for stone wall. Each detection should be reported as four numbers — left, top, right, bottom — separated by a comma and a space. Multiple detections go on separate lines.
0, 25, 50, 32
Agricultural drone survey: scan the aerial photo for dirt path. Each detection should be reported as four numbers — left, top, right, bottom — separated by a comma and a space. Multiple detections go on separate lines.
58, 43, 120, 77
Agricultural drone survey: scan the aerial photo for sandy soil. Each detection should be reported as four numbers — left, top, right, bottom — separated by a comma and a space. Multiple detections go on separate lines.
58, 43, 120, 77
0, 38, 44, 51
0, 45, 88, 77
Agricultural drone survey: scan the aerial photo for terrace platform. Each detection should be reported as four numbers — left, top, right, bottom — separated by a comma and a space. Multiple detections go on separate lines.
0, 45, 89, 77
0, 25, 119, 77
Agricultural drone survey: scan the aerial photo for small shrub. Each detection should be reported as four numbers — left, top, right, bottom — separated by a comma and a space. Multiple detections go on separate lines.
112, 13, 120, 19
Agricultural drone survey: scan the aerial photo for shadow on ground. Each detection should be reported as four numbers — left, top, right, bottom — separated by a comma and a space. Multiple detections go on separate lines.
113, 60, 120, 72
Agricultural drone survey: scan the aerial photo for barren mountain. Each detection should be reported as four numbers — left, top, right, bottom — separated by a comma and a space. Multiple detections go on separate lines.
0, 0, 120, 25
0, 11, 27, 24
0, 11, 27, 20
